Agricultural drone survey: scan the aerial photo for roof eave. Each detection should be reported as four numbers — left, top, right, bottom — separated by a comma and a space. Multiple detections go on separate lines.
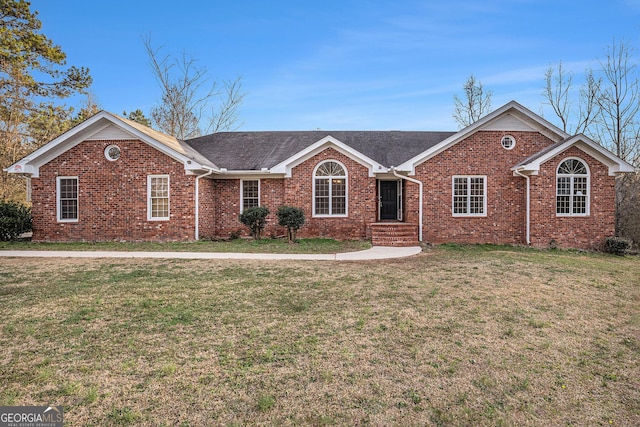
270, 135, 385, 177
511, 135, 637, 176
6, 111, 220, 176
398, 100, 570, 174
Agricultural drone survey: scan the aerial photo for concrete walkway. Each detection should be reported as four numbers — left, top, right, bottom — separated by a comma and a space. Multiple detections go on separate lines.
0, 246, 422, 261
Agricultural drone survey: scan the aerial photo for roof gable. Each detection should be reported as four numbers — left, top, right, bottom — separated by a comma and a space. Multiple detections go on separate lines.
512, 134, 636, 176
11, 101, 625, 180
396, 101, 570, 174
86, 123, 137, 140
269, 136, 385, 177
6, 112, 218, 177
481, 113, 537, 132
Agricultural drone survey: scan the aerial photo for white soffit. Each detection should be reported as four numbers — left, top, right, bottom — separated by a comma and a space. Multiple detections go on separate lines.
86, 123, 137, 140
480, 113, 536, 132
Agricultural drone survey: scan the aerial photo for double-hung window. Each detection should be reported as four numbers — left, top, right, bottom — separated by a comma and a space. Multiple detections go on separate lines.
57, 176, 78, 222
556, 158, 589, 216
241, 180, 260, 212
452, 176, 486, 216
148, 175, 170, 220
313, 160, 347, 216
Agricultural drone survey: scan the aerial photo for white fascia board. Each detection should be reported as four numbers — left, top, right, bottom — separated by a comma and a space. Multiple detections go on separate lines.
6, 113, 114, 177
212, 171, 285, 180
185, 167, 220, 176
397, 101, 570, 174
3, 163, 39, 176
100, 112, 215, 172
513, 135, 636, 176
270, 135, 383, 177
6, 111, 217, 177
570, 139, 636, 175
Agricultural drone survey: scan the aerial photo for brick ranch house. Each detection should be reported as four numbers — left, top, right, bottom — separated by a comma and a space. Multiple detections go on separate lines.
6, 101, 635, 249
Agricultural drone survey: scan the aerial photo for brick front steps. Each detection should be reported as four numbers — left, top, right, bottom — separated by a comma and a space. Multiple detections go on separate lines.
370, 222, 419, 247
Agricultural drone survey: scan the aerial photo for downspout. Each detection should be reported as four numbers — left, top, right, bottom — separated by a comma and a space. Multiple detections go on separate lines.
195, 169, 215, 240
390, 167, 423, 242
513, 168, 530, 245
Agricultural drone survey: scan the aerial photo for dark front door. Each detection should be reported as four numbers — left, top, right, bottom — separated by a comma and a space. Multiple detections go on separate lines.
379, 180, 399, 220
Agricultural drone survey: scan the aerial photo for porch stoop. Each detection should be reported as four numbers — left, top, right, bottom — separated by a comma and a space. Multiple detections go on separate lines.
370, 222, 419, 247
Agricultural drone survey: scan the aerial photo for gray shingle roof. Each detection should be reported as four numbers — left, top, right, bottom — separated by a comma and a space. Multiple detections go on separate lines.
511, 137, 572, 169
185, 131, 456, 170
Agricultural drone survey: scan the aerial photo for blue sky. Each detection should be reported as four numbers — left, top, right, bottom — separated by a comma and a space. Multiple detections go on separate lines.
34, 0, 640, 132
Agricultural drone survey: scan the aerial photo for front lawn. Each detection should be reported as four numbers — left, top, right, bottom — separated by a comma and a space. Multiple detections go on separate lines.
0, 237, 371, 254
0, 246, 638, 426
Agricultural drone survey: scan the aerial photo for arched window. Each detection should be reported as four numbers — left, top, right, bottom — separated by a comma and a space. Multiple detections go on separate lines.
556, 158, 589, 216
313, 160, 347, 216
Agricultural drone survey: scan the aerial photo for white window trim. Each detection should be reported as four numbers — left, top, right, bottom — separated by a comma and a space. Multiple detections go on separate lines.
57, 176, 79, 222
312, 160, 348, 218
240, 179, 260, 213
104, 144, 121, 161
501, 135, 516, 150
451, 175, 487, 217
556, 157, 590, 217
147, 174, 170, 221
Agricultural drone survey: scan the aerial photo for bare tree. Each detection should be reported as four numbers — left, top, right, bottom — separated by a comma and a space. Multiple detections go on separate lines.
143, 37, 245, 139
72, 92, 101, 124
453, 74, 492, 128
592, 41, 640, 241
543, 62, 599, 134
208, 77, 245, 134
592, 40, 640, 161
541, 41, 640, 243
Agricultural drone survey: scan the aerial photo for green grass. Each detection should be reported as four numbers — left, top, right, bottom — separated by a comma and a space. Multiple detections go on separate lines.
0, 237, 371, 254
0, 245, 638, 425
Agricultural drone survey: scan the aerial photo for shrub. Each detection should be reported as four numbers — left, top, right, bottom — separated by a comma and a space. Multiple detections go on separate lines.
604, 236, 632, 256
0, 201, 32, 241
276, 206, 305, 243
238, 206, 269, 240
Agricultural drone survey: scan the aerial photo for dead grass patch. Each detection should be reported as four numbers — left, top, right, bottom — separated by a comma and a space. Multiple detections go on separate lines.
0, 246, 638, 425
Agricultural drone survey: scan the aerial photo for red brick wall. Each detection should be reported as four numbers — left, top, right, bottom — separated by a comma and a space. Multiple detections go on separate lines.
285, 148, 377, 240
262, 178, 286, 237
197, 177, 216, 239
416, 131, 554, 245
210, 179, 242, 237
207, 148, 378, 240
31, 133, 617, 249
529, 146, 615, 249
414, 131, 616, 249
31, 139, 196, 241
209, 178, 286, 238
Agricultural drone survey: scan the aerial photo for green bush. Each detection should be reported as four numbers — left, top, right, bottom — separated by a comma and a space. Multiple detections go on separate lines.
276, 206, 305, 243
239, 206, 269, 240
0, 201, 32, 241
604, 236, 632, 256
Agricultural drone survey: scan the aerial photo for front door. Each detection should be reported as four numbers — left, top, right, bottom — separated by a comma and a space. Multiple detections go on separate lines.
379, 180, 402, 220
